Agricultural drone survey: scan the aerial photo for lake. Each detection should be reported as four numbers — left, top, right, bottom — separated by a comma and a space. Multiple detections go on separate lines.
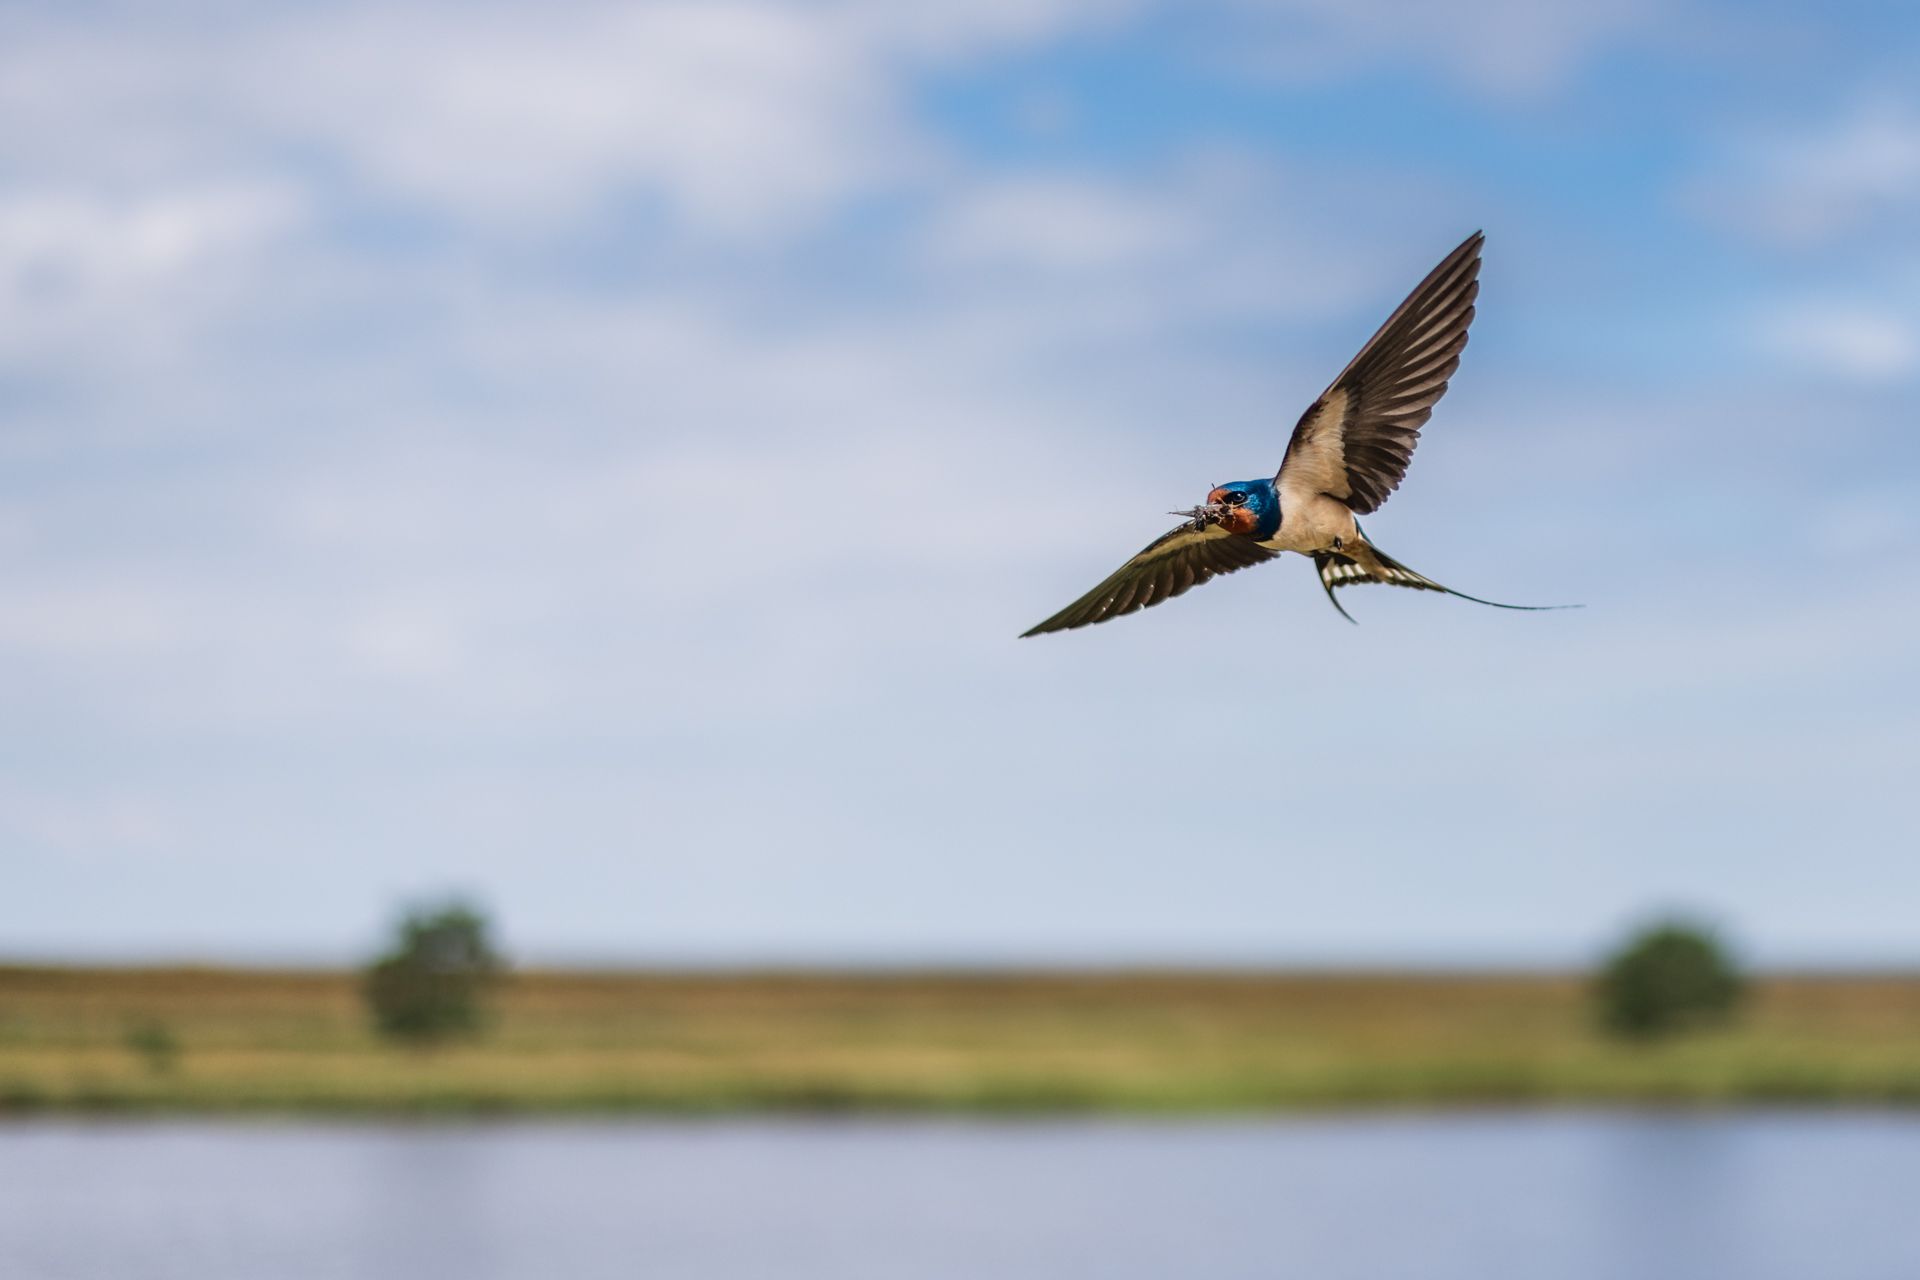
3, 1112, 1916, 1279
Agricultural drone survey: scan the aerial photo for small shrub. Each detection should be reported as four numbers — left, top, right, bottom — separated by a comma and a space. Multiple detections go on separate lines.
363, 900, 504, 1046
1597, 919, 1743, 1040
123, 1020, 180, 1075
0, 1079, 50, 1112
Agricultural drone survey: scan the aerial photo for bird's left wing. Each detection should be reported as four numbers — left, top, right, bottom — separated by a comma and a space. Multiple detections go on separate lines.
1021, 523, 1277, 637
1276, 231, 1483, 515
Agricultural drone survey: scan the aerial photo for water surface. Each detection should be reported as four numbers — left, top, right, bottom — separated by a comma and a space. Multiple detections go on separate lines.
4, 1112, 1917, 1280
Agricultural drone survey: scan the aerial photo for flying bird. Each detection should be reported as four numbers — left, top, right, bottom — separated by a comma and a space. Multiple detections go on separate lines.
1021, 231, 1572, 635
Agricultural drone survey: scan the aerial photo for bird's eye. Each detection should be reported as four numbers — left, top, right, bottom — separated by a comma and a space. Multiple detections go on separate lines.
1224, 492, 1247, 506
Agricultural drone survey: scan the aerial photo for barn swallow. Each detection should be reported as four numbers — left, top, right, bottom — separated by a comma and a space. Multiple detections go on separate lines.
1021, 231, 1574, 635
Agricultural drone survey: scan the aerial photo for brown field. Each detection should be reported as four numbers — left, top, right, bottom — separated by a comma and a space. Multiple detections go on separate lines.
3, 966, 1919, 1114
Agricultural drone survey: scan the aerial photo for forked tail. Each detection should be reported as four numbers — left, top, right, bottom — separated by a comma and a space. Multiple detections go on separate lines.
1311, 529, 1579, 624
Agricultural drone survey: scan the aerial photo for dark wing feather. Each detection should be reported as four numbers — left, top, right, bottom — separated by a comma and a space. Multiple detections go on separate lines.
1277, 231, 1483, 514
1021, 524, 1277, 637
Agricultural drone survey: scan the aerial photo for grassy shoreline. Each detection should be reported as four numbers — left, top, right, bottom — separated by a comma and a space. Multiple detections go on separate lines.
4, 966, 1919, 1115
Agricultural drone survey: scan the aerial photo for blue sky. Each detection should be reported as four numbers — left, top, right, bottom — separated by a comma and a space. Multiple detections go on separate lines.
3, 0, 1917, 965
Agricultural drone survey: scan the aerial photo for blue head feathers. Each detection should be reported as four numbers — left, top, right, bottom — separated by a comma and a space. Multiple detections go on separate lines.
1206, 479, 1281, 540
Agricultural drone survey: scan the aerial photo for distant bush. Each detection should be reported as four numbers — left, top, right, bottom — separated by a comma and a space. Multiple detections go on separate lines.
363, 901, 504, 1046
1596, 919, 1743, 1040
123, 1019, 180, 1074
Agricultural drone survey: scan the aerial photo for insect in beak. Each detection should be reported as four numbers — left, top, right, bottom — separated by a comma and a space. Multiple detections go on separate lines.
1169, 503, 1228, 532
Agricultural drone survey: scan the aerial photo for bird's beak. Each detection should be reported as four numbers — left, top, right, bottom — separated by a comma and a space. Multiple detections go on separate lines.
1170, 503, 1228, 531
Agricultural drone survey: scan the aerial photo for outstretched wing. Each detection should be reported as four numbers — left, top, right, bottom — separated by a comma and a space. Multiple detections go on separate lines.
1021, 524, 1277, 637
1277, 231, 1483, 515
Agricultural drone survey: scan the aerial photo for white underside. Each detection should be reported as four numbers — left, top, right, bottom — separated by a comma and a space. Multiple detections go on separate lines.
1258, 492, 1359, 555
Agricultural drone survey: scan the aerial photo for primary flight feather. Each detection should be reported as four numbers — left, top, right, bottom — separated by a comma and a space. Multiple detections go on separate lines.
1021, 232, 1574, 635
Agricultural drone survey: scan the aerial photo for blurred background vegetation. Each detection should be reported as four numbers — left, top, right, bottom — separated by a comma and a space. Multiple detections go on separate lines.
362, 900, 503, 1047
1, 907, 1917, 1114
1596, 919, 1744, 1040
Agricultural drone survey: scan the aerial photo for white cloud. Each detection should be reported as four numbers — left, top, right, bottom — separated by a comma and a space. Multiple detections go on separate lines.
344, 607, 469, 682
0, 783, 177, 860
1759, 302, 1920, 381
924, 177, 1191, 271
243, 4, 918, 235
0, 180, 303, 359
0, 3, 923, 240
912, 152, 1468, 353
0, 579, 192, 662
0, 183, 298, 283
0, 0, 1156, 247
1687, 98, 1920, 246
0, 0, 1661, 258
1213, 0, 1663, 96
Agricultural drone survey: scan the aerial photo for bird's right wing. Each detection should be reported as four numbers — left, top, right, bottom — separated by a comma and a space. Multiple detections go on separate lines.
1021, 524, 1277, 636
1277, 232, 1483, 515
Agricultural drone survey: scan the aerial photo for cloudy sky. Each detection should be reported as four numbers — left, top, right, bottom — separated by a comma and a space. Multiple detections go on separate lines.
3, 0, 1917, 966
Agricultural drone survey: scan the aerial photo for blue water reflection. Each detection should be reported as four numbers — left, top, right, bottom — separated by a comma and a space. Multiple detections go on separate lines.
3, 1113, 1916, 1280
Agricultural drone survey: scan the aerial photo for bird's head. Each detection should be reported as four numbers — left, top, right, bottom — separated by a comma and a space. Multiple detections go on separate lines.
1176, 479, 1279, 538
